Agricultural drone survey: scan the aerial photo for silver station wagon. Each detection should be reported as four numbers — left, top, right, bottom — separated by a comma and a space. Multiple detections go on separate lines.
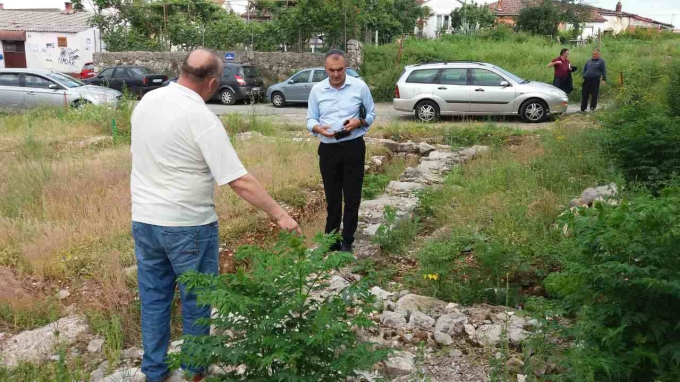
393, 62, 568, 123
0, 69, 122, 110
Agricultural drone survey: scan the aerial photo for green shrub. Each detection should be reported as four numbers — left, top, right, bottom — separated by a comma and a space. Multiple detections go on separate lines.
172, 234, 388, 381
601, 99, 680, 193
546, 185, 680, 381
373, 206, 419, 255
362, 173, 391, 200
444, 125, 526, 149
668, 62, 680, 117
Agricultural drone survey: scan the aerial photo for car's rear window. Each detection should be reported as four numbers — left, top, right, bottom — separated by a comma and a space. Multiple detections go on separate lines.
346, 68, 359, 77
84, 64, 94, 70
130, 68, 151, 78
241, 66, 259, 78
406, 69, 439, 84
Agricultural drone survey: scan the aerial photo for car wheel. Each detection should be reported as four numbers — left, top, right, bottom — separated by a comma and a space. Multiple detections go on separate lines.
520, 99, 548, 123
271, 92, 286, 108
71, 99, 91, 110
219, 89, 236, 105
415, 100, 440, 123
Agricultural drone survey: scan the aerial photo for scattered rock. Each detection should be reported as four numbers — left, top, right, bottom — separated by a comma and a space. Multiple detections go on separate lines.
90, 367, 105, 382
57, 289, 71, 300
449, 349, 463, 358
475, 324, 503, 346
370, 286, 394, 302
507, 357, 524, 374
508, 327, 530, 345
444, 303, 459, 313
414, 330, 429, 341
409, 310, 435, 329
396, 294, 446, 314
122, 347, 144, 360
532, 359, 547, 377
327, 275, 350, 293
236, 131, 263, 141
354, 243, 382, 260
417, 142, 436, 155
363, 223, 382, 237
385, 181, 424, 196
398, 290, 410, 298
464, 323, 476, 337
371, 156, 385, 167
517, 374, 527, 382
581, 183, 618, 205
87, 338, 104, 354
383, 351, 416, 377
0, 315, 89, 367
101, 367, 146, 382
435, 313, 468, 337
381, 311, 407, 329
434, 331, 453, 346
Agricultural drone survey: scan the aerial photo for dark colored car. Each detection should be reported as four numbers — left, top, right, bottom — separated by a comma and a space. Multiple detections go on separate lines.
79, 62, 95, 79
84, 66, 167, 98
162, 63, 264, 105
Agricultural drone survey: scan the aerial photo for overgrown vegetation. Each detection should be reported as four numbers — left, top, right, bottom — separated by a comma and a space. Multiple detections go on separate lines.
172, 234, 389, 381
542, 186, 680, 381
601, 91, 680, 193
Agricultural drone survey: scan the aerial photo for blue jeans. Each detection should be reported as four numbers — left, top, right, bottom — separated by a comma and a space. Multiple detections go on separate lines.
132, 221, 219, 382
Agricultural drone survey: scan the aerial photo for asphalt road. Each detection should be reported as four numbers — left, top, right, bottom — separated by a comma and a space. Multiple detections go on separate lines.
204, 101, 583, 128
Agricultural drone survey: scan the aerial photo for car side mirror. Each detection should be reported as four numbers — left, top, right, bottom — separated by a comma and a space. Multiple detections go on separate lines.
288, 80, 294, 84
500, 81, 510, 87
48, 84, 60, 90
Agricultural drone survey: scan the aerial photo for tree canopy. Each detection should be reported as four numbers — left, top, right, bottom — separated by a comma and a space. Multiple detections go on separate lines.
90, 0, 430, 52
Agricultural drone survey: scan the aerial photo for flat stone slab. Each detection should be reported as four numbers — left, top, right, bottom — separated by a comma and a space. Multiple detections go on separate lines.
385, 181, 425, 197
1, 315, 89, 367
359, 195, 418, 224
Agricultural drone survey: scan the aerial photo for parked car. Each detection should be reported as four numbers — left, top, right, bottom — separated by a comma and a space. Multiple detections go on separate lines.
393, 62, 568, 123
0, 69, 122, 110
84, 66, 167, 98
79, 62, 95, 79
161, 63, 264, 105
266, 67, 360, 107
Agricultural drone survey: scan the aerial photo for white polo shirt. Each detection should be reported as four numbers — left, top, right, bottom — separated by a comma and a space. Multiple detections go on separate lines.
131, 82, 247, 226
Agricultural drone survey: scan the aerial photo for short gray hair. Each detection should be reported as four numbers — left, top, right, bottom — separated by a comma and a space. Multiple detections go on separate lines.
325, 49, 347, 63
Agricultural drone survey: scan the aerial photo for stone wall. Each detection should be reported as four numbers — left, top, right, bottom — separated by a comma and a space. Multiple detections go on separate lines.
94, 51, 325, 86
94, 43, 364, 87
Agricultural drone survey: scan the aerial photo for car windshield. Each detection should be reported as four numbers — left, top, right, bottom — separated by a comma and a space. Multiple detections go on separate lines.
45, 72, 83, 88
492, 65, 527, 84
242, 66, 259, 78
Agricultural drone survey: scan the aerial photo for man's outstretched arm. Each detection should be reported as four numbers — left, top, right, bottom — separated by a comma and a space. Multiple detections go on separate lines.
229, 174, 300, 234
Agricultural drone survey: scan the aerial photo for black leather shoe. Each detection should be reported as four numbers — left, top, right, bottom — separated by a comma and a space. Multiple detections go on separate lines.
341, 242, 353, 254
329, 242, 342, 252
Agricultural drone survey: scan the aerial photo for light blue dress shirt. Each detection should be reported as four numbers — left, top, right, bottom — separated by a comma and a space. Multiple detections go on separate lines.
306, 75, 376, 144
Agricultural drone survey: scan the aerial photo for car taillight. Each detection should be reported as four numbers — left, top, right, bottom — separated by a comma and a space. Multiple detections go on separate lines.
235, 75, 247, 86
143, 77, 149, 85
395, 85, 400, 99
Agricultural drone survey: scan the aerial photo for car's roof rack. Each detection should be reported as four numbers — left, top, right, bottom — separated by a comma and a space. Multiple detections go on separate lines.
414, 61, 488, 66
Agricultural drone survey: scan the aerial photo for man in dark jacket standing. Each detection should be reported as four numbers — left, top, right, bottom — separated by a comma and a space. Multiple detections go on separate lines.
581, 49, 607, 112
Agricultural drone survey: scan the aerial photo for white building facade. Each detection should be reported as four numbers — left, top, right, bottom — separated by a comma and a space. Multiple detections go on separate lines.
416, 0, 464, 38
0, 8, 101, 75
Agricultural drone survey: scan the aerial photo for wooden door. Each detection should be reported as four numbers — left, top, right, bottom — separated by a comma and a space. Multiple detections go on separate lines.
2, 41, 27, 68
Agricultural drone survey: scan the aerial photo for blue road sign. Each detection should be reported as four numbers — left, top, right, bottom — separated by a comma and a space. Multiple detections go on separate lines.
225, 52, 235, 61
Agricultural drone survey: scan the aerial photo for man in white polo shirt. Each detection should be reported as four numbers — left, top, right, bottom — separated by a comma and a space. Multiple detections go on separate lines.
130, 49, 299, 382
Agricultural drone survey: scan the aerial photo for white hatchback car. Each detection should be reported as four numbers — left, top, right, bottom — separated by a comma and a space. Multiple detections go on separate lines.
0, 68, 122, 110
393, 62, 568, 123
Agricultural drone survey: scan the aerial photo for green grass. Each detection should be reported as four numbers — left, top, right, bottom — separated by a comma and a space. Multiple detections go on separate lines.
0, 299, 60, 333
363, 32, 680, 102
410, 115, 618, 305
363, 155, 419, 199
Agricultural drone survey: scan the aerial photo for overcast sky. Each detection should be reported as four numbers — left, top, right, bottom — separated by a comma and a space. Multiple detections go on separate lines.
7, 0, 679, 27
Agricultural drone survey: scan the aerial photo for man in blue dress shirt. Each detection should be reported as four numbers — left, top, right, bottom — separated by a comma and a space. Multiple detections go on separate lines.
306, 49, 376, 253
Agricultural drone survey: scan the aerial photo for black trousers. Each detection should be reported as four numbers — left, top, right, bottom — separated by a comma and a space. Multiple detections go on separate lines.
581, 77, 600, 111
318, 137, 365, 246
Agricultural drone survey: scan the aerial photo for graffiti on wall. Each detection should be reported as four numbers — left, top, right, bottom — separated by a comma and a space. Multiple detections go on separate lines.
58, 48, 80, 67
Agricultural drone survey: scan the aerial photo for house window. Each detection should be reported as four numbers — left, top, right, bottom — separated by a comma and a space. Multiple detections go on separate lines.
57, 37, 67, 48
444, 15, 450, 29
436, 15, 443, 29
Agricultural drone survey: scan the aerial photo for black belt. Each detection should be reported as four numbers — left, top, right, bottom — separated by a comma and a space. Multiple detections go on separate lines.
321, 135, 364, 146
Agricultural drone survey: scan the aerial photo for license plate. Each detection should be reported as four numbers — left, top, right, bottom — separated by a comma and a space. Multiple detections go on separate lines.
252, 87, 261, 92
153, 79, 162, 83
